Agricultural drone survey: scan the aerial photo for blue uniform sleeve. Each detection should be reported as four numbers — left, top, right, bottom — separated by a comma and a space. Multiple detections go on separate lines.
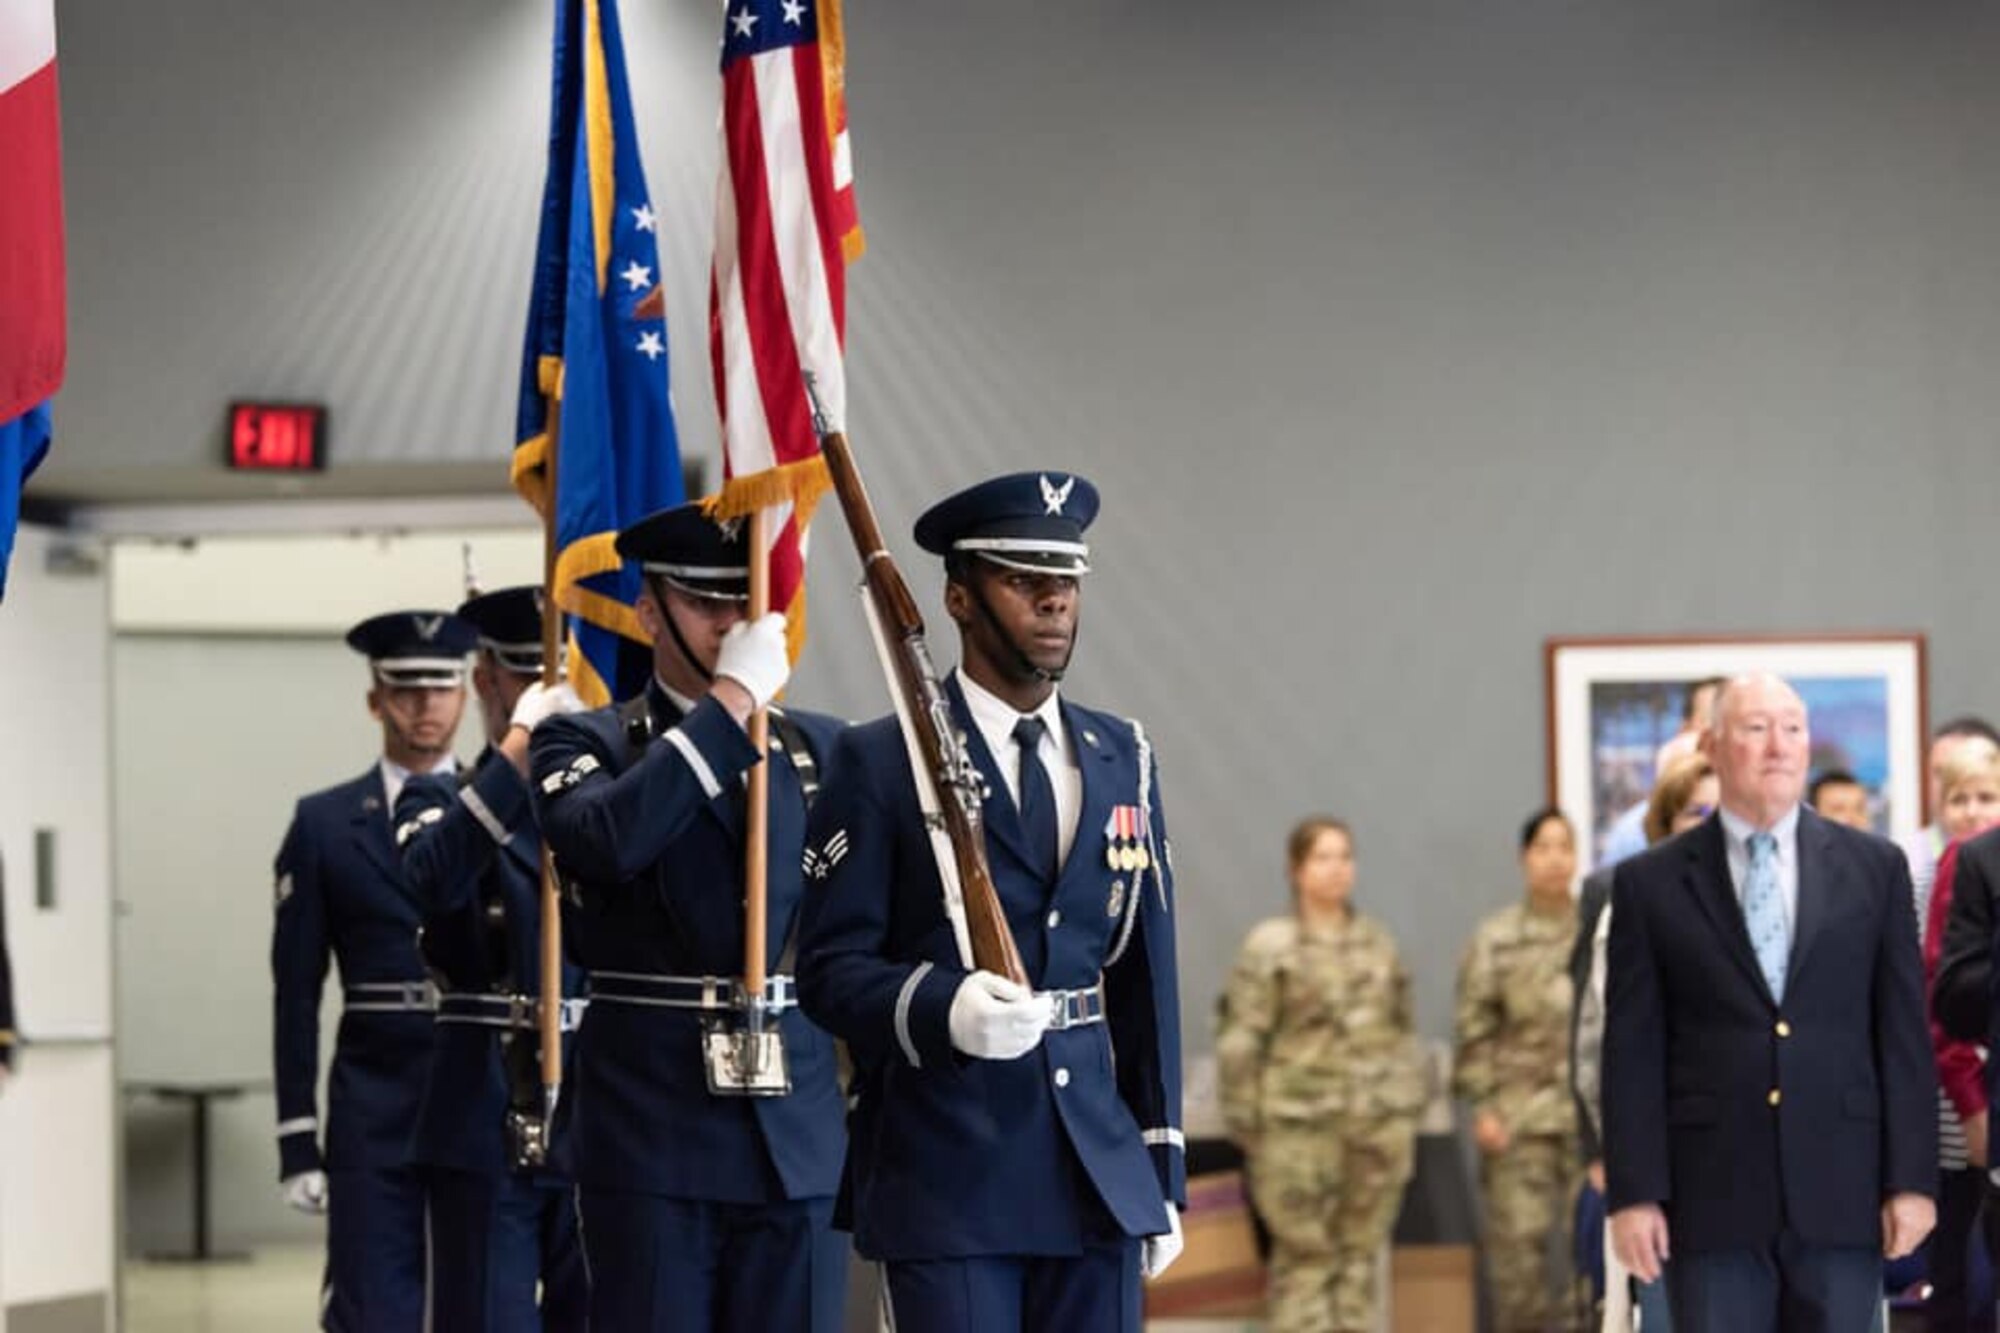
396, 762, 530, 919
531, 699, 761, 886
1103, 739, 1186, 1209
271, 805, 330, 1178
797, 727, 967, 1073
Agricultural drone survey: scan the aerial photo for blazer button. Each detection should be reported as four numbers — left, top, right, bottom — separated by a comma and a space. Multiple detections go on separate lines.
1054, 1068, 1071, 1088
1775, 1020, 1791, 1038
1047, 909, 1062, 929
1768, 1089, 1782, 1107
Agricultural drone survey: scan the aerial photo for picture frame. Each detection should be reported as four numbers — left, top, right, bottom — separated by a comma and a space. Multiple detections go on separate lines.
1544, 634, 1929, 866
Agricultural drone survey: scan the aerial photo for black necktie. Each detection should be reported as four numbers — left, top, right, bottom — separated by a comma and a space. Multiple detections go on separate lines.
1013, 716, 1059, 882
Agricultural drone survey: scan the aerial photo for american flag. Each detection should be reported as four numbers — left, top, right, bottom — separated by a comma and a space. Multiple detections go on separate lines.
707, 0, 861, 661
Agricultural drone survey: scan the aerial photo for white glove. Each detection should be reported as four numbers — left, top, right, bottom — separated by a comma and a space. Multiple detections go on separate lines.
510, 681, 585, 734
947, 971, 1051, 1060
281, 1170, 328, 1215
714, 613, 791, 709
1142, 1204, 1184, 1280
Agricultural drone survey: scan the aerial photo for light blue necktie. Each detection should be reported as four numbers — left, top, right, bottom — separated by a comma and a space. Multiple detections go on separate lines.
1743, 831, 1789, 1001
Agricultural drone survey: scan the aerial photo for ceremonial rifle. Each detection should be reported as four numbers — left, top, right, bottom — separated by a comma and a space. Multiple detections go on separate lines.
807, 376, 1028, 986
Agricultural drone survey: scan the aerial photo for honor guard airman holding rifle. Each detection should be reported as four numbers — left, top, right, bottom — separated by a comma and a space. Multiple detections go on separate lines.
271, 609, 477, 1332
798, 469, 1188, 1333
528, 502, 849, 1332
393, 585, 589, 1332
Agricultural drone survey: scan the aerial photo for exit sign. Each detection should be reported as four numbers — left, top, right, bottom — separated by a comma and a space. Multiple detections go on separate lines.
228, 402, 326, 471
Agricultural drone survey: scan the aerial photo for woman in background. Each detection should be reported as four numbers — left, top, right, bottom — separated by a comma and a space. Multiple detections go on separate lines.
1456, 808, 1582, 1333
1217, 817, 1424, 1333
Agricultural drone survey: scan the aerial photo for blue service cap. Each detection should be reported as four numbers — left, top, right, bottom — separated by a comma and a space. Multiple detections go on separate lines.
344, 610, 476, 687
456, 586, 548, 675
616, 501, 750, 602
913, 471, 1098, 575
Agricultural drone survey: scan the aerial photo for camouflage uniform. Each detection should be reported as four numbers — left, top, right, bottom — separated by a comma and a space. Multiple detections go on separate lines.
1217, 910, 1424, 1333
1453, 899, 1581, 1333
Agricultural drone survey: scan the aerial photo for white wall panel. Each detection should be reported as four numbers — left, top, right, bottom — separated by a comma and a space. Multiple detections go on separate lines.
0, 526, 115, 1327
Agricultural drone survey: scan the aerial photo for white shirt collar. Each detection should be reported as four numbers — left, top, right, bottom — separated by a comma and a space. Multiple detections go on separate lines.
653, 675, 698, 717
379, 753, 456, 813
956, 669, 1065, 754
1718, 801, 1801, 854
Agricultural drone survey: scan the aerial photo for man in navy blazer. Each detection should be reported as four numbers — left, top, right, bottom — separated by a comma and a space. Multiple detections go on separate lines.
529, 502, 848, 1332
271, 609, 477, 1333
394, 586, 589, 1333
1603, 673, 1936, 1332
797, 472, 1187, 1333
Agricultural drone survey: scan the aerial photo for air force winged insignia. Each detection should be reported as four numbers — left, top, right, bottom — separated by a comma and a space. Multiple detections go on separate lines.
1039, 473, 1075, 516
414, 613, 447, 642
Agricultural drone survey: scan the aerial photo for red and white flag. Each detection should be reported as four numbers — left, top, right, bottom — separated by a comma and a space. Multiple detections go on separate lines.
707, 0, 862, 663
0, 0, 65, 423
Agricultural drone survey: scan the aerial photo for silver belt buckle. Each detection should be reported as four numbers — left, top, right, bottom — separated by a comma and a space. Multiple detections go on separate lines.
702, 1017, 791, 1097
701, 984, 791, 1097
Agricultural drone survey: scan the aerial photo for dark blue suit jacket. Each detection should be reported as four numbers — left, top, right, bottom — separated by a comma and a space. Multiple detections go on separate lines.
395, 749, 585, 1177
1602, 809, 1935, 1251
530, 683, 846, 1204
271, 767, 439, 1178
796, 676, 1186, 1262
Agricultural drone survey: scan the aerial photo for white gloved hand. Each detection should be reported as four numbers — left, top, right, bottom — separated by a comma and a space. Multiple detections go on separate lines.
947, 971, 1051, 1060
714, 613, 791, 709
1142, 1204, 1184, 1280
509, 681, 585, 734
281, 1170, 328, 1215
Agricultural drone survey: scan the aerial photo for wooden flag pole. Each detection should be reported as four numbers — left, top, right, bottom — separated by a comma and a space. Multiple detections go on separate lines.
742, 507, 772, 1001
537, 413, 565, 1121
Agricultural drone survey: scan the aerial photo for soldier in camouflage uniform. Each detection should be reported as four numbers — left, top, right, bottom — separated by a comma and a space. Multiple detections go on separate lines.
1218, 818, 1424, 1333
1454, 808, 1582, 1333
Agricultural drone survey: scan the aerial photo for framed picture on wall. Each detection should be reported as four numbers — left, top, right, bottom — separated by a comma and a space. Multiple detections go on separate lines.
1545, 634, 1928, 867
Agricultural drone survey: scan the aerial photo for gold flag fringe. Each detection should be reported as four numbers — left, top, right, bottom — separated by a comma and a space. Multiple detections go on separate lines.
703, 454, 833, 522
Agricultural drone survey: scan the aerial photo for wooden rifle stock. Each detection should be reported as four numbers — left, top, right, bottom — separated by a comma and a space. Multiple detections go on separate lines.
819, 431, 1029, 988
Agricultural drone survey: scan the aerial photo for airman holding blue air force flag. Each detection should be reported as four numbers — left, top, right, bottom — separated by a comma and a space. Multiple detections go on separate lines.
797, 471, 1188, 1333
271, 609, 476, 1333
528, 501, 850, 1332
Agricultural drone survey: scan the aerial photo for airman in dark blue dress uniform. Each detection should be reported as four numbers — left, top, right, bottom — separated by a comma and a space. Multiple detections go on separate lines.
797, 472, 1188, 1333
393, 586, 589, 1332
529, 502, 849, 1332
272, 609, 477, 1332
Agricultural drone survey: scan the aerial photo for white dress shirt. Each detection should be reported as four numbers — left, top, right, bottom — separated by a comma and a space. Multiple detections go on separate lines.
956, 670, 1082, 870
378, 754, 457, 814
655, 676, 699, 716
1718, 802, 1801, 932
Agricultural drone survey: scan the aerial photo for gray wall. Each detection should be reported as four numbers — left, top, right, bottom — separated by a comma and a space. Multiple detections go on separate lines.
55, 0, 2000, 1246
